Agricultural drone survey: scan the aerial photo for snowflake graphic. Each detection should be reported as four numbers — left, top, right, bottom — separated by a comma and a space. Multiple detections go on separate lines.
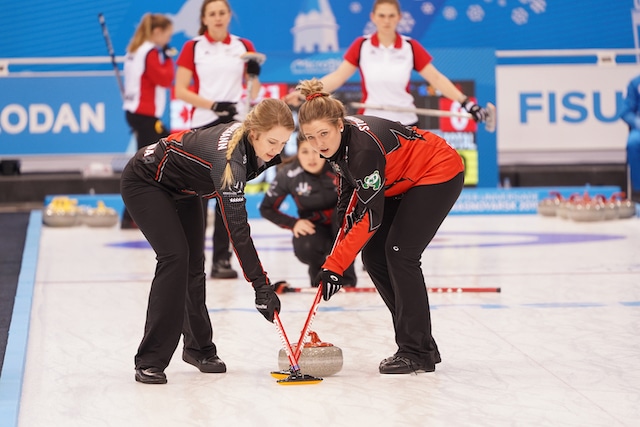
467, 5, 485, 22
443, 6, 458, 20
349, 2, 362, 14
529, 0, 546, 14
421, 2, 435, 15
512, 7, 529, 25
448, 0, 546, 25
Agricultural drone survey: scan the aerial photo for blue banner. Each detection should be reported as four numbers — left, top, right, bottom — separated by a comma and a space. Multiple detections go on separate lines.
0, 76, 130, 154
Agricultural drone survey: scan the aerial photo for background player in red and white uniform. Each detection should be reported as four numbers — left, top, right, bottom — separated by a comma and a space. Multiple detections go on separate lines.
120, 98, 294, 384
296, 79, 465, 375
174, 0, 263, 279
121, 13, 175, 228
285, 0, 488, 126
260, 134, 357, 288
174, 0, 261, 128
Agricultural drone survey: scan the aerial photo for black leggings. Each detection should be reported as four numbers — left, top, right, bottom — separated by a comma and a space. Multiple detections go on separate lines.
121, 163, 216, 370
202, 199, 232, 264
361, 172, 464, 367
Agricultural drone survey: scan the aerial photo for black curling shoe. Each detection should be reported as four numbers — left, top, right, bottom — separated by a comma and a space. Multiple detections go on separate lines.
379, 355, 435, 374
135, 367, 167, 384
211, 260, 238, 279
182, 351, 227, 373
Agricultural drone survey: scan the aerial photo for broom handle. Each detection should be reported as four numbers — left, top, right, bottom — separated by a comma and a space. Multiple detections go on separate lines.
273, 311, 301, 373
292, 284, 323, 362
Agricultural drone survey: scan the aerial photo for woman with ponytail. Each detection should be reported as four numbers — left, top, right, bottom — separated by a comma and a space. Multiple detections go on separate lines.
295, 78, 464, 375
120, 98, 294, 384
121, 13, 175, 228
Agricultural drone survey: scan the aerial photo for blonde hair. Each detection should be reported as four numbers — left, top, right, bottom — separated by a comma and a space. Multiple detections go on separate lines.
295, 78, 346, 130
199, 0, 231, 35
220, 98, 295, 188
127, 14, 172, 53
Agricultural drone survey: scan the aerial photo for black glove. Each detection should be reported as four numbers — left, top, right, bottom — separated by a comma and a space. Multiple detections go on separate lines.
316, 269, 343, 301
246, 59, 261, 77
254, 282, 281, 322
461, 97, 488, 123
211, 102, 238, 117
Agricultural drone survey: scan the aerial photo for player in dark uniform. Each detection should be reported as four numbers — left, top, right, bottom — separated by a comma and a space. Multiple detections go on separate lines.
260, 134, 357, 288
120, 98, 294, 384
295, 79, 465, 375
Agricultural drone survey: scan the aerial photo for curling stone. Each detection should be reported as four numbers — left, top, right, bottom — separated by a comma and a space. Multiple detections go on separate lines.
537, 191, 564, 217
557, 193, 580, 220
42, 196, 80, 227
595, 194, 618, 220
610, 192, 636, 219
569, 193, 606, 222
278, 331, 343, 377
81, 201, 119, 227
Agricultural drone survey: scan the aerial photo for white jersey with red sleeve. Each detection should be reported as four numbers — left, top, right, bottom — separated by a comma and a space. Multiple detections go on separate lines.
123, 41, 175, 118
177, 32, 255, 127
344, 32, 432, 125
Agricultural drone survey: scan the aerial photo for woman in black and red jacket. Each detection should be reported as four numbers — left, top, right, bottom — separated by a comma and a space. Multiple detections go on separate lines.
120, 99, 293, 385
295, 79, 465, 375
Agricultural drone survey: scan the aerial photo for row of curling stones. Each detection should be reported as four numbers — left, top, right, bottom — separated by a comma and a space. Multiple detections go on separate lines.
43, 196, 119, 228
277, 331, 343, 378
538, 191, 636, 221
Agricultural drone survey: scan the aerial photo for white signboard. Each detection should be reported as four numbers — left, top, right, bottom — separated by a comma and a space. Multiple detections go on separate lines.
496, 64, 640, 164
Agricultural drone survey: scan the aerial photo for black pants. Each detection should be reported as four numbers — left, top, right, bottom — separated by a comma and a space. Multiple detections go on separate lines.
361, 172, 464, 368
293, 223, 357, 287
125, 111, 169, 150
198, 117, 236, 266
121, 163, 217, 371
121, 112, 170, 227
202, 199, 232, 264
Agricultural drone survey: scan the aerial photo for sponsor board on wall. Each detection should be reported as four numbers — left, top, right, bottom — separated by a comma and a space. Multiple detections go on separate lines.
496, 64, 640, 164
0, 76, 129, 155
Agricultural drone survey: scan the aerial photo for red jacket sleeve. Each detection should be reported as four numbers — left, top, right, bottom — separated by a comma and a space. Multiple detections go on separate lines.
344, 37, 366, 67
145, 50, 175, 88
176, 40, 196, 72
408, 39, 433, 72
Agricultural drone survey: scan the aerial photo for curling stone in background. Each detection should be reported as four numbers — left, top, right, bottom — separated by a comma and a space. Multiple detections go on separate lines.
556, 193, 580, 220
611, 192, 636, 219
81, 200, 119, 227
43, 196, 80, 227
569, 192, 606, 222
537, 191, 564, 217
278, 331, 343, 377
596, 194, 619, 221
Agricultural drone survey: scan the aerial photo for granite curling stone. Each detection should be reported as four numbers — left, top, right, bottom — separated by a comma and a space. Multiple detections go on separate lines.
42, 196, 80, 227
81, 200, 119, 227
278, 331, 343, 377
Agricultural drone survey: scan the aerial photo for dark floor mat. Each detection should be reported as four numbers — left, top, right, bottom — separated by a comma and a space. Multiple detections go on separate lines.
0, 212, 30, 372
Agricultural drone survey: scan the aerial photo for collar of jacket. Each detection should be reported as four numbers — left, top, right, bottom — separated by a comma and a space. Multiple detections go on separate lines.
323, 125, 350, 163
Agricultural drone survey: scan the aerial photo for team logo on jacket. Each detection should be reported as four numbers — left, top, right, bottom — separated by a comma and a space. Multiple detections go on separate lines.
295, 181, 312, 197
361, 170, 381, 191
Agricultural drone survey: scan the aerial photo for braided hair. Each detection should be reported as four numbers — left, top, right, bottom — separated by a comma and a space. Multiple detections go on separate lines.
220, 98, 295, 189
